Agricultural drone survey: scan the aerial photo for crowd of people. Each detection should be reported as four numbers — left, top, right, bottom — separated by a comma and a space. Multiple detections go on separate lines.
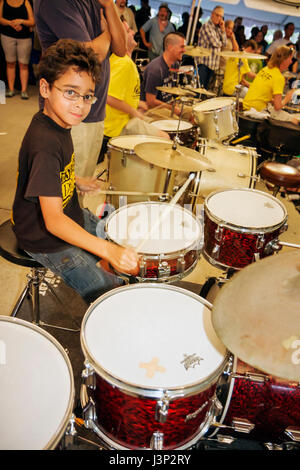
1, 0, 300, 304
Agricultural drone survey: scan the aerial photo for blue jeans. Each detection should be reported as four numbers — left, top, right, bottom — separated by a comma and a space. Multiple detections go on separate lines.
26, 208, 123, 304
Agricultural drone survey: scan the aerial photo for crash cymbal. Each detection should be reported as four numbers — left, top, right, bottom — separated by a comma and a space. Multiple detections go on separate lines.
134, 141, 213, 172
156, 86, 196, 96
219, 50, 267, 60
184, 86, 216, 97
212, 250, 300, 381
184, 46, 211, 57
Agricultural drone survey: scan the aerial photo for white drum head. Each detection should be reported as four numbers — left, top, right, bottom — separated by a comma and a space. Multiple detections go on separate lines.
0, 317, 74, 450
82, 284, 227, 390
206, 189, 286, 228
151, 120, 193, 131
108, 135, 170, 152
193, 97, 234, 112
105, 202, 201, 254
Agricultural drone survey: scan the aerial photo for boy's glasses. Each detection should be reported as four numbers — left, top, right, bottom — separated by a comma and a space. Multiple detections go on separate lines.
53, 85, 97, 104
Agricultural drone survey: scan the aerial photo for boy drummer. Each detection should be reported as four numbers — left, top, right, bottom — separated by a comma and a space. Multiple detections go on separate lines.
12, 39, 138, 304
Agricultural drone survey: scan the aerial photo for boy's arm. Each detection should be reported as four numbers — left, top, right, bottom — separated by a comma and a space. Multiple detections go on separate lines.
39, 196, 139, 275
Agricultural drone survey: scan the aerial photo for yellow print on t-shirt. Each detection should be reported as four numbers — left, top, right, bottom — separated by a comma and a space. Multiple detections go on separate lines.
60, 153, 76, 208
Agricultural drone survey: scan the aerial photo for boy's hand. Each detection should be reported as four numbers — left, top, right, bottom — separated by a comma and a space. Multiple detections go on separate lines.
104, 244, 140, 276
75, 176, 102, 194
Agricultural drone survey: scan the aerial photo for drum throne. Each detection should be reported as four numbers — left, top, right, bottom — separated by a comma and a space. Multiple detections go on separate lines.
0, 219, 79, 331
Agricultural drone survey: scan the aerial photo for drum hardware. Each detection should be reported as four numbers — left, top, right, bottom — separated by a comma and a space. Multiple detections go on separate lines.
150, 431, 164, 450
285, 427, 300, 443
192, 98, 238, 142
212, 417, 255, 434
95, 187, 170, 199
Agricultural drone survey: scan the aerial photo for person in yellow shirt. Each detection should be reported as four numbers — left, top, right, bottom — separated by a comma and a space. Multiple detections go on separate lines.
104, 19, 169, 140
243, 45, 299, 124
222, 40, 257, 97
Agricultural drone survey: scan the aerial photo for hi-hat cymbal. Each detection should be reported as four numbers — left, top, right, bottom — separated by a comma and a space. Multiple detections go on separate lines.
184, 46, 211, 57
212, 250, 300, 381
134, 141, 213, 172
219, 50, 267, 60
156, 86, 196, 96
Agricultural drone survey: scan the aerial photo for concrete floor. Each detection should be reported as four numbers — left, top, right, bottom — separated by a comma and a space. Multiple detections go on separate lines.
0, 83, 299, 317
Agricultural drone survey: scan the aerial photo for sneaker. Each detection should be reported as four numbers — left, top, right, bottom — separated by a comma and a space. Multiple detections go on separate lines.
5, 90, 15, 98
21, 91, 29, 100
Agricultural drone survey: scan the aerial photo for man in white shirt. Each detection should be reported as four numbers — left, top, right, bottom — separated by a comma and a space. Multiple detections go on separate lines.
115, 0, 137, 33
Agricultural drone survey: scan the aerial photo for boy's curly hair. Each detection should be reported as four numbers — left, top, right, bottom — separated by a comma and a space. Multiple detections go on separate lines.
38, 38, 102, 87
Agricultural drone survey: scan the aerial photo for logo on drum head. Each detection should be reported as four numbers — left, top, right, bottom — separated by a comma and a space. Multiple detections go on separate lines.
181, 353, 203, 370
291, 339, 300, 365
0, 340, 6, 365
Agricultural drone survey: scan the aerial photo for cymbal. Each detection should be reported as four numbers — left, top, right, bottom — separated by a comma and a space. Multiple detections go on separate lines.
184, 86, 216, 97
212, 250, 300, 381
156, 86, 196, 96
184, 46, 211, 57
134, 141, 213, 172
219, 50, 267, 60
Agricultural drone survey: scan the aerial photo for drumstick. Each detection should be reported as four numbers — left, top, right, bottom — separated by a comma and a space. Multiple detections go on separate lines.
135, 173, 195, 253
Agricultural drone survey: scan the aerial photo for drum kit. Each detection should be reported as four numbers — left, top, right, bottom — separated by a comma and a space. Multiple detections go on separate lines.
2, 49, 300, 452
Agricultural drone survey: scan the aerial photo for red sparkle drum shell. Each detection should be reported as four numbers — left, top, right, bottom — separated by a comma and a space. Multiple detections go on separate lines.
214, 357, 300, 443
203, 188, 288, 270
80, 284, 228, 450
105, 202, 202, 282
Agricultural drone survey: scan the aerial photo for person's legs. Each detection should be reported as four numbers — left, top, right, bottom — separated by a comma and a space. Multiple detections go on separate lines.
17, 37, 32, 97
198, 64, 214, 89
1, 35, 17, 95
26, 209, 123, 304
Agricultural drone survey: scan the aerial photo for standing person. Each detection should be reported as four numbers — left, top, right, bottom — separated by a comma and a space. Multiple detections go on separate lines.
140, 32, 185, 116
139, 3, 175, 61
197, 5, 226, 89
135, 0, 150, 31
115, 0, 137, 33
222, 40, 257, 97
33, 0, 127, 180
0, 0, 35, 99
266, 22, 295, 57
12, 39, 139, 305
219, 19, 239, 73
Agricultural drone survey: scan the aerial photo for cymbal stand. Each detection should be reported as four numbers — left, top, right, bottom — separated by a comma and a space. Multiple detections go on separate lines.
172, 100, 186, 150
193, 57, 201, 88
234, 59, 243, 126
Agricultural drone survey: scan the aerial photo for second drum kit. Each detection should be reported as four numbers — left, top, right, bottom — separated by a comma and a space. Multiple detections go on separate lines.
2, 49, 300, 451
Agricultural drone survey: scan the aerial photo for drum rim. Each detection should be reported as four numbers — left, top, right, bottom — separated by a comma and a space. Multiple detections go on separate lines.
204, 188, 288, 233
107, 134, 171, 154
80, 283, 229, 399
104, 201, 202, 256
0, 316, 75, 450
150, 119, 194, 131
193, 97, 235, 113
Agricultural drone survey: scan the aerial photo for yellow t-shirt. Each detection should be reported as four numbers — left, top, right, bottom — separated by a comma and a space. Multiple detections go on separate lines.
243, 66, 285, 112
223, 58, 250, 96
104, 54, 140, 137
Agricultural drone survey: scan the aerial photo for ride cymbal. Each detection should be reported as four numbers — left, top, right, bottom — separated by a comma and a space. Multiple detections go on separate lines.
134, 141, 213, 172
212, 250, 300, 381
184, 46, 211, 57
156, 86, 196, 96
218, 50, 267, 60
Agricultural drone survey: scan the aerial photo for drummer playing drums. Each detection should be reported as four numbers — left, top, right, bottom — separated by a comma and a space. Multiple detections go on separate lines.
243, 45, 300, 125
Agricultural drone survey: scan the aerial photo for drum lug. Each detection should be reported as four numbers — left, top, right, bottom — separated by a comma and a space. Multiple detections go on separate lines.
215, 226, 224, 242
155, 393, 170, 423
139, 257, 147, 278
158, 261, 171, 278
279, 221, 288, 234
81, 360, 96, 390
213, 113, 220, 140
176, 255, 186, 274
231, 417, 255, 434
212, 244, 221, 259
62, 414, 77, 448
121, 150, 127, 167
284, 426, 300, 442
150, 431, 164, 450
231, 371, 269, 383
264, 238, 281, 255
256, 234, 265, 250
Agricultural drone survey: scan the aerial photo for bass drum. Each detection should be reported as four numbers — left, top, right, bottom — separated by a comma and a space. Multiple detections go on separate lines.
187, 140, 257, 213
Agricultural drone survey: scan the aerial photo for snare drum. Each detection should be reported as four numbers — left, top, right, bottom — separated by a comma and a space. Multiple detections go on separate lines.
80, 283, 228, 450
107, 135, 173, 206
105, 201, 202, 281
187, 140, 257, 210
203, 188, 288, 270
150, 119, 197, 148
212, 356, 300, 443
0, 317, 75, 450
193, 97, 238, 141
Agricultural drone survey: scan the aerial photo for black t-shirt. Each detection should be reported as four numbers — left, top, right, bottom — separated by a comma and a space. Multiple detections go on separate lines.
12, 111, 84, 253
1, 0, 31, 39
